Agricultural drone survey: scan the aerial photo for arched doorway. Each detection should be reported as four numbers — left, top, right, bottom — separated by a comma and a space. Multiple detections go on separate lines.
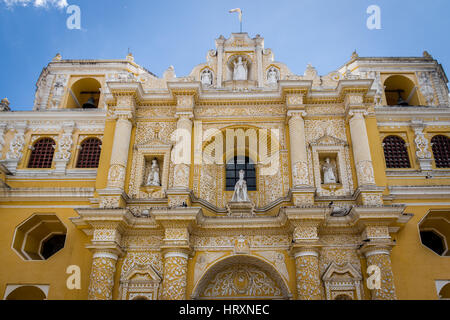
192, 255, 291, 300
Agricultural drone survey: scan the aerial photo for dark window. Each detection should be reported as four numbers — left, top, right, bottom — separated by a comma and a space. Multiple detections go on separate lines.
28, 138, 56, 169
41, 234, 66, 260
420, 230, 446, 256
76, 138, 102, 168
383, 136, 411, 168
432, 135, 450, 168
226, 156, 257, 191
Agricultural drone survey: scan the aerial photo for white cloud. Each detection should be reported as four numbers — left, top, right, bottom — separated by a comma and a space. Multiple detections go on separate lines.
3, 0, 68, 9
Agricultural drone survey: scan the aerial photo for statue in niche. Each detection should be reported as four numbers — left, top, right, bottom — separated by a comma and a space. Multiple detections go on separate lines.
201, 69, 213, 86
233, 56, 248, 81
146, 158, 161, 186
231, 170, 250, 202
322, 158, 337, 184
267, 67, 279, 84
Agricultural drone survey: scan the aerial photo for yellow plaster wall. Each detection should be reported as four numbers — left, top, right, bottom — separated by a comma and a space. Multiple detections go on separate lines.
0, 208, 92, 300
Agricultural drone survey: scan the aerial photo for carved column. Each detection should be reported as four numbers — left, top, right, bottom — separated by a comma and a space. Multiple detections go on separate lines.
348, 109, 376, 187
286, 207, 327, 300
255, 36, 264, 87
107, 111, 133, 190
216, 36, 225, 88
0, 123, 7, 159
363, 247, 397, 300
88, 250, 120, 300
169, 94, 194, 207
288, 111, 309, 187
161, 250, 189, 300
294, 249, 323, 300
153, 208, 199, 300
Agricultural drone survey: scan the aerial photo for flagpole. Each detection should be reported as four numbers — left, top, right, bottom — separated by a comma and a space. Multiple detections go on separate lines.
240, 11, 243, 33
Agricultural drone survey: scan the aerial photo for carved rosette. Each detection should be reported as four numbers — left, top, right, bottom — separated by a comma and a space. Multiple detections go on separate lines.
107, 164, 126, 189
162, 253, 188, 300
356, 160, 376, 185
88, 252, 118, 300
292, 160, 309, 186
294, 252, 323, 300
365, 250, 397, 300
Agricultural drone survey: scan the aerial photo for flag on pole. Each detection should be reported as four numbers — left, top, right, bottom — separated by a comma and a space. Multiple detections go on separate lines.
229, 8, 242, 22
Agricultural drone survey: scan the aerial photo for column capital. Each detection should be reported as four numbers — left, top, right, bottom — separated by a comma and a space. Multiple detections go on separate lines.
287, 110, 307, 119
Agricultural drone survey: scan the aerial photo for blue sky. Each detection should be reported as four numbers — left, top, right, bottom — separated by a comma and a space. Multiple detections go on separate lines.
0, 0, 449, 111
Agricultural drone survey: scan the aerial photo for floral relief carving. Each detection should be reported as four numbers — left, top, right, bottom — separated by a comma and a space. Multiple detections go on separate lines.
366, 253, 397, 300
295, 255, 323, 300
200, 264, 282, 298
414, 129, 432, 159
107, 164, 126, 188
356, 160, 375, 185
88, 256, 117, 300
162, 256, 188, 300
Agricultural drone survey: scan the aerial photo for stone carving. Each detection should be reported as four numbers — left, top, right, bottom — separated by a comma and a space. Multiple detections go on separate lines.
88, 255, 117, 300
231, 170, 250, 202
107, 164, 126, 189
414, 129, 432, 159
267, 67, 279, 84
162, 255, 188, 300
365, 253, 397, 300
200, 264, 282, 298
418, 72, 435, 106
322, 158, 337, 184
0, 98, 10, 111
201, 69, 213, 87
6, 127, 26, 161
356, 160, 375, 185
233, 56, 248, 81
50, 74, 68, 109
295, 254, 323, 300
146, 158, 161, 186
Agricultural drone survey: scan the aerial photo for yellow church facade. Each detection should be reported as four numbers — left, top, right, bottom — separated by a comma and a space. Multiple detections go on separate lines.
1, 33, 450, 300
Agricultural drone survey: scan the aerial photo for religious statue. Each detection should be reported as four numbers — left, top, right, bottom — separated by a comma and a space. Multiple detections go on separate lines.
267, 67, 279, 84
322, 158, 337, 184
201, 69, 213, 86
231, 170, 250, 202
233, 56, 248, 81
146, 158, 161, 186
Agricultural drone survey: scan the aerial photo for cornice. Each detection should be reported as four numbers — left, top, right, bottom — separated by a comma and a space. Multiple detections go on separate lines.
375, 106, 450, 121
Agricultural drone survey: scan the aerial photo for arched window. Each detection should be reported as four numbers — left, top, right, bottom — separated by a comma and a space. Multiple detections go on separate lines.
28, 138, 56, 169
226, 156, 256, 191
76, 138, 102, 168
383, 136, 411, 168
432, 135, 450, 168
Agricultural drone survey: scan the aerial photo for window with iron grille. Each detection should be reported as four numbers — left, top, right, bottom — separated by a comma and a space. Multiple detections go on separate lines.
226, 156, 257, 191
383, 135, 411, 168
76, 138, 102, 168
432, 135, 450, 168
28, 138, 56, 169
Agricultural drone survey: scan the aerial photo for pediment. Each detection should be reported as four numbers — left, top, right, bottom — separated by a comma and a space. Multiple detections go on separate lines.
122, 263, 162, 282
322, 262, 362, 282
310, 134, 348, 147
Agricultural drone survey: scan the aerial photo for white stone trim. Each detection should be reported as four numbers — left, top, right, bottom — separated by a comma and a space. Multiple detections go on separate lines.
93, 252, 119, 260
364, 249, 390, 258
164, 251, 188, 260
294, 251, 319, 258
